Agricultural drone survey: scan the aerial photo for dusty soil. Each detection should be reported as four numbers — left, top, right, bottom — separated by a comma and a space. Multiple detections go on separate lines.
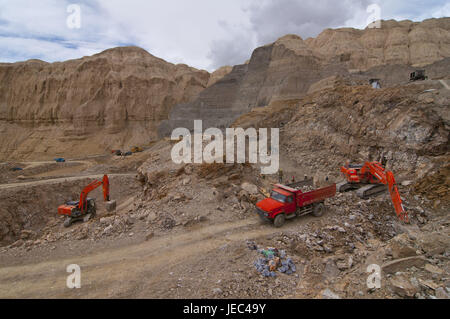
0, 79, 448, 299
0, 138, 448, 300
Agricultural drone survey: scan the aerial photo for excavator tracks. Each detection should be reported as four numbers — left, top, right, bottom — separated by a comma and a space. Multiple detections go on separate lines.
337, 182, 387, 199
337, 181, 356, 192
356, 184, 387, 199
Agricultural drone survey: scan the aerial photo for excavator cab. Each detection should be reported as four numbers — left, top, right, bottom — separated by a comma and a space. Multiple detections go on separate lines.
65, 198, 95, 210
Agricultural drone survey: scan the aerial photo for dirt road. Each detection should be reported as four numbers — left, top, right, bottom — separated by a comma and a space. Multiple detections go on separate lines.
0, 211, 317, 298
0, 147, 323, 299
0, 173, 135, 190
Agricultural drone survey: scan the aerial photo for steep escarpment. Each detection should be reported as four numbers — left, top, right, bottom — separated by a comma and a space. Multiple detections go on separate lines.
2, 18, 449, 159
306, 18, 450, 70
0, 47, 210, 160
207, 66, 233, 87
160, 18, 450, 135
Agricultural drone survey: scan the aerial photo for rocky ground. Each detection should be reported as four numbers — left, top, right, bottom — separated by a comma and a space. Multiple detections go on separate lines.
0, 69, 448, 299
0, 135, 448, 299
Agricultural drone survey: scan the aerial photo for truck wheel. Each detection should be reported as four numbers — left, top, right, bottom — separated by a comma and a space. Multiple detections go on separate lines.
313, 203, 325, 217
273, 214, 285, 228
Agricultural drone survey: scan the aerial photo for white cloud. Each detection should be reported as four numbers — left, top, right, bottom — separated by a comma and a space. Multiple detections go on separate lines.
0, 36, 111, 62
0, 0, 448, 71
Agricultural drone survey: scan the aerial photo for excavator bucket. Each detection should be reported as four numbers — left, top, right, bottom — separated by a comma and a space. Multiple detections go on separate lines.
386, 171, 409, 222
102, 174, 116, 212
106, 200, 117, 212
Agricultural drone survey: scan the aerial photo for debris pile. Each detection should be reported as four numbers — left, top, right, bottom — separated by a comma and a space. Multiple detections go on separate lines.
414, 164, 450, 203
252, 245, 296, 277
299, 185, 315, 192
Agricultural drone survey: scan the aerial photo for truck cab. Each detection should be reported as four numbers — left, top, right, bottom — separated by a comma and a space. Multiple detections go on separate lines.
256, 183, 336, 227
256, 187, 297, 225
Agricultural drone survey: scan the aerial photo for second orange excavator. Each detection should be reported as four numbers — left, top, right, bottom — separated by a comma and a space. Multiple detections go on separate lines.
58, 175, 115, 227
338, 161, 408, 222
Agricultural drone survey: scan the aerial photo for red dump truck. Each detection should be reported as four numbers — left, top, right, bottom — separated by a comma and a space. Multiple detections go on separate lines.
256, 180, 336, 227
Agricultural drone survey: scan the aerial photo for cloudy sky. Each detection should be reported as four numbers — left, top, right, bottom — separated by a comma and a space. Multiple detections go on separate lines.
0, 0, 448, 71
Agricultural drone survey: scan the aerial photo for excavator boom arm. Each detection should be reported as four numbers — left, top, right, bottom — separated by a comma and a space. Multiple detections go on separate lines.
361, 162, 408, 222
79, 175, 110, 212
386, 171, 408, 222
361, 161, 386, 183
102, 174, 110, 201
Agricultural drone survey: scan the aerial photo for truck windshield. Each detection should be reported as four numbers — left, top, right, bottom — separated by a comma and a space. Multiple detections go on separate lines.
271, 191, 287, 203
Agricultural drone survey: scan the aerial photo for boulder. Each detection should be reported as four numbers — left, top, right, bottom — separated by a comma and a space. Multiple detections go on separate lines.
417, 233, 449, 256
390, 243, 418, 259
382, 256, 427, 274
424, 264, 444, 275
389, 275, 419, 297
103, 225, 114, 236
241, 182, 259, 196
387, 233, 418, 259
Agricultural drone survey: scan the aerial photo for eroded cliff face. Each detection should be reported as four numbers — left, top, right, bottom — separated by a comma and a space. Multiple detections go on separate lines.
160, 18, 450, 135
307, 18, 450, 70
207, 66, 233, 87
0, 47, 210, 160
231, 79, 450, 184
2, 18, 450, 160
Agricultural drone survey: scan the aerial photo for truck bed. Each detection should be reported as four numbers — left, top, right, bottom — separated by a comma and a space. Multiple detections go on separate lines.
297, 184, 336, 207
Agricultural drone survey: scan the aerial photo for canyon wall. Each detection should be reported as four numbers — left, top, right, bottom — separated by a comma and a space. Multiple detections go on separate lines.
1, 18, 449, 160
160, 18, 450, 135
0, 47, 210, 160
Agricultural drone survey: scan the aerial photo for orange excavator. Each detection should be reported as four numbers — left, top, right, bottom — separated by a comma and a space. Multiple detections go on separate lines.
338, 161, 408, 222
58, 175, 112, 227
